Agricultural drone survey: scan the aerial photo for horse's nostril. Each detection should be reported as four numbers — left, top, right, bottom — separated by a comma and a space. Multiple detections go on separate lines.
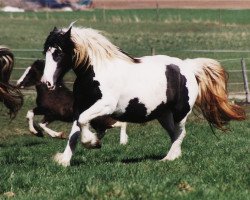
46, 81, 55, 90
46, 81, 51, 87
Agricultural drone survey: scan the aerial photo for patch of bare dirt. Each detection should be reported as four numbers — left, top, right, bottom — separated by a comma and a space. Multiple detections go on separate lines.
93, 0, 250, 9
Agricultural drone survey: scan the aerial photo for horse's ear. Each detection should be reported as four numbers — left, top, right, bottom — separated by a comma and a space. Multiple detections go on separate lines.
53, 26, 58, 32
64, 26, 72, 39
49, 27, 58, 35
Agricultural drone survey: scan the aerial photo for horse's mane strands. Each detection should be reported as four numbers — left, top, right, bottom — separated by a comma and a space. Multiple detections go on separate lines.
65, 27, 136, 68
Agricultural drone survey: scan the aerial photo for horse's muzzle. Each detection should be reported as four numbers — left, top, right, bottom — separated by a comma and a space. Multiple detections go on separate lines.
46, 81, 55, 90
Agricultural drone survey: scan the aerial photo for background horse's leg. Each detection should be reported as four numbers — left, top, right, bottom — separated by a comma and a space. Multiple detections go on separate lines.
54, 120, 80, 167
158, 111, 188, 161
81, 123, 101, 149
38, 122, 65, 138
112, 122, 128, 145
26, 108, 44, 137
26, 110, 37, 134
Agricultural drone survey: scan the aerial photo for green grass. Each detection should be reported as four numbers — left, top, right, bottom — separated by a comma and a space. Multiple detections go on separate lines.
0, 9, 249, 199
0, 95, 249, 199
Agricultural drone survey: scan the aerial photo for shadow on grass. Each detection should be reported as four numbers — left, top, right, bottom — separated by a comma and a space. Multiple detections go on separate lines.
121, 155, 164, 164
0, 135, 47, 148
70, 154, 164, 167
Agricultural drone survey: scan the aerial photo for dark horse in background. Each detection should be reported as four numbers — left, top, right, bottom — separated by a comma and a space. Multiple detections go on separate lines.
0, 46, 23, 118
42, 26, 246, 167
17, 59, 128, 142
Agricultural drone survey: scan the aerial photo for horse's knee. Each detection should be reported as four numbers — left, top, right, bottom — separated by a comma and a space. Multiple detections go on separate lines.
80, 124, 102, 149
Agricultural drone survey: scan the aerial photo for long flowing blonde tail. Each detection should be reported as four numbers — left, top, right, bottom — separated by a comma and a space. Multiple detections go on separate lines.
189, 58, 246, 130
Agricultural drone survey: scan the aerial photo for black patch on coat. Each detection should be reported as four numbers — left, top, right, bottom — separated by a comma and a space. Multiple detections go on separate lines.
113, 98, 148, 123
165, 64, 190, 122
73, 67, 102, 120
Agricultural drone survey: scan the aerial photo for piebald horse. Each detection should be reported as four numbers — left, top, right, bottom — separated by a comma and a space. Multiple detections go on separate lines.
42, 26, 246, 167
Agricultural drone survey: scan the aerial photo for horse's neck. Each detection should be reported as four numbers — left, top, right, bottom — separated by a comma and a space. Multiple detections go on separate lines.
73, 64, 95, 79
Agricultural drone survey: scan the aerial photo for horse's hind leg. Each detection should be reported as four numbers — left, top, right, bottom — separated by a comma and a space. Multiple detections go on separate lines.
158, 111, 187, 161
39, 122, 66, 139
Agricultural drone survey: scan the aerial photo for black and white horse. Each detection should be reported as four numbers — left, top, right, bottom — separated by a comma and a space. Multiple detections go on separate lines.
0, 46, 23, 118
42, 26, 246, 166
17, 59, 128, 142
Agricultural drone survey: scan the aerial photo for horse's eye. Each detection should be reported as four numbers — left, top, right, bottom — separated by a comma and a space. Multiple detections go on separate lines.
53, 49, 63, 61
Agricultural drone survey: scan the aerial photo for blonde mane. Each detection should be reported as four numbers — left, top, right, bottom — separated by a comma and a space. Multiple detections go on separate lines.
65, 27, 135, 68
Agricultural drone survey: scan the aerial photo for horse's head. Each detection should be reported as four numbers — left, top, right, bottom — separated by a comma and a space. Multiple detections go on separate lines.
42, 26, 74, 90
17, 59, 45, 88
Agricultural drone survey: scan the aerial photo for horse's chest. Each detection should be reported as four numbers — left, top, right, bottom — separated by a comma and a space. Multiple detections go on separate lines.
73, 70, 102, 113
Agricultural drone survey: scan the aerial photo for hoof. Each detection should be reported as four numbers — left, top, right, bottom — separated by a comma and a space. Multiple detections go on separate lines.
30, 130, 44, 137
161, 153, 181, 161
53, 152, 70, 167
120, 136, 128, 145
55, 132, 67, 139
120, 140, 128, 145
82, 139, 102, 149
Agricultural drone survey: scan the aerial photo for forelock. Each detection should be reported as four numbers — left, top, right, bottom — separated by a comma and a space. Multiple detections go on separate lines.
43, 29, 68, 54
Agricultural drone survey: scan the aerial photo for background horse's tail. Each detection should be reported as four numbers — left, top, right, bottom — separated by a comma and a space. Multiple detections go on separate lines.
0, 82, 23, 119
0, 46, 14, 84
0, 46, 23, 119
188, 58, 246, 130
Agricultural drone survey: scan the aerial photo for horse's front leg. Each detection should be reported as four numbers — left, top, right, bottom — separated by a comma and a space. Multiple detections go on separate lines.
54, 120, 80, 167
112, 122, 128, 145
80, 123, 101, 149
78, 99, 116, 148
78, 98, 116, 126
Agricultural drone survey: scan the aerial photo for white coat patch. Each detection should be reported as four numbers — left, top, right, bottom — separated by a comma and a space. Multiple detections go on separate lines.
42, 47, 57, 87
17, 66, 31, 85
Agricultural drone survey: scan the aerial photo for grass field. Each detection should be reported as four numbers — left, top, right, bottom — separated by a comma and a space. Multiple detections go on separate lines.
0, 9, 249, 199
